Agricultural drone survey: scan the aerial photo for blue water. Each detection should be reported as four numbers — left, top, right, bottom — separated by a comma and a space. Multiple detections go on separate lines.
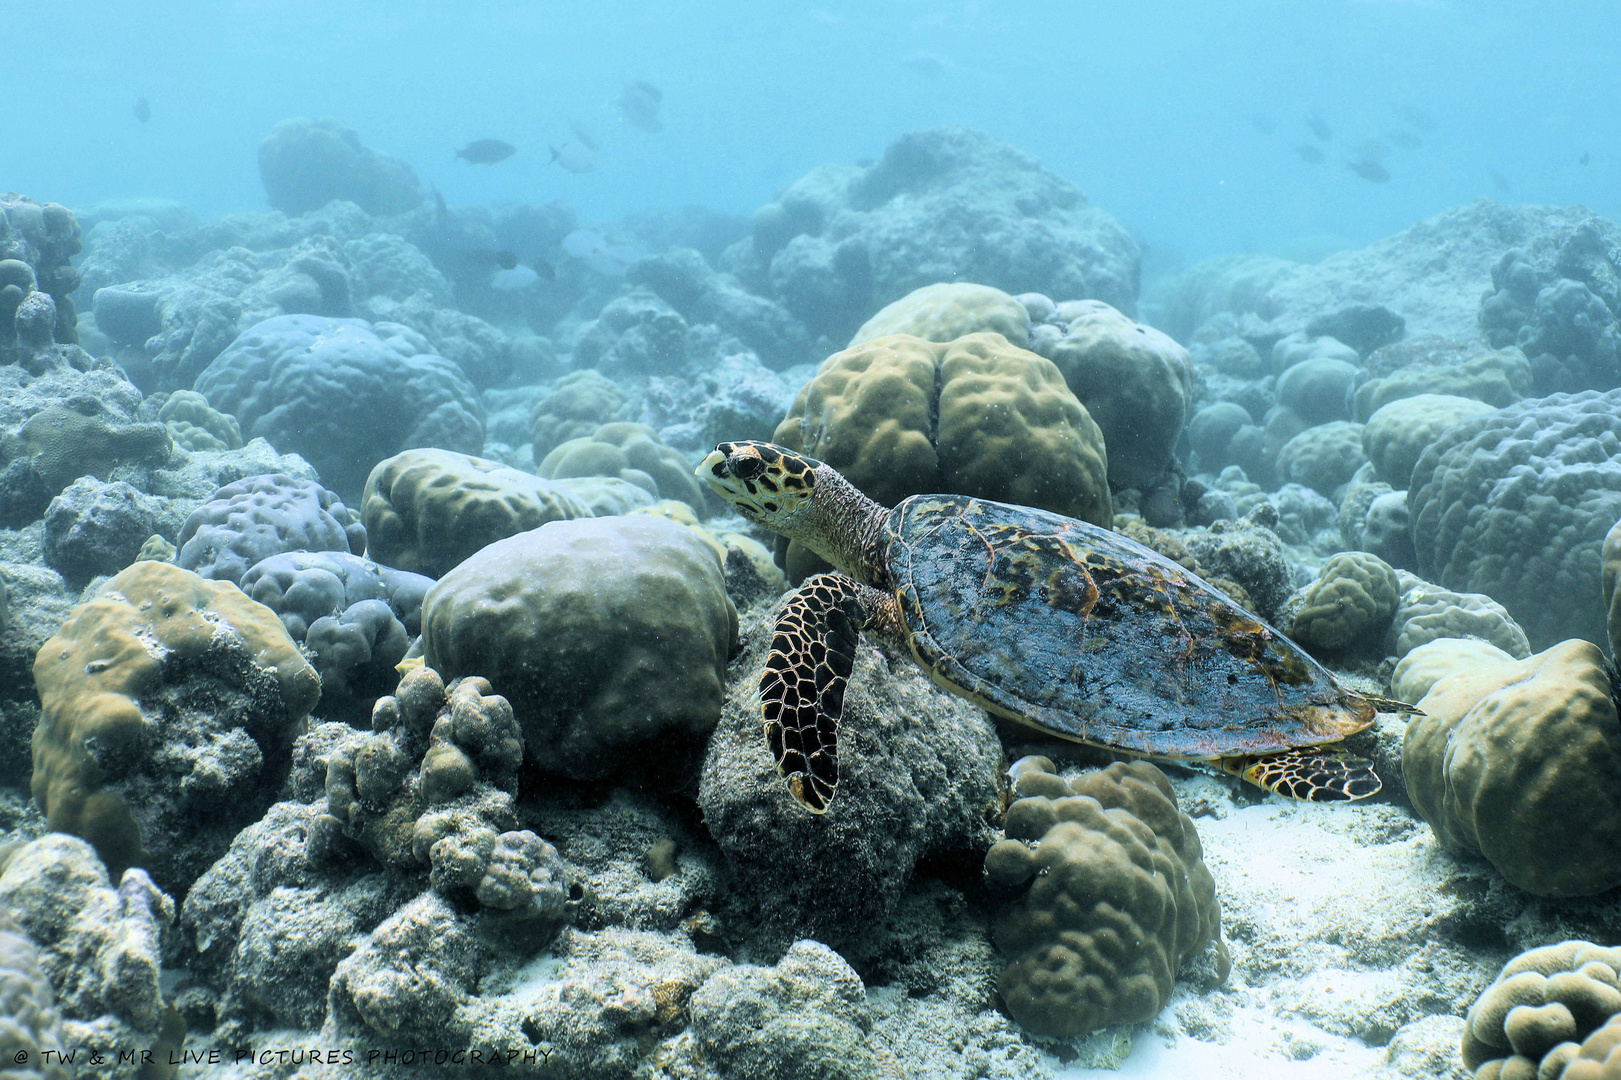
13, 0, 1619, 270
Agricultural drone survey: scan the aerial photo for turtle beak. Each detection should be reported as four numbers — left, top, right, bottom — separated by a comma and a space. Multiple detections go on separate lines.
696, 449, 725, 483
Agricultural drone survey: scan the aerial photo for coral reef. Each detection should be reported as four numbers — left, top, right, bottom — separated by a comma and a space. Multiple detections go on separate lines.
1280, 551, 1401, 654
257, 117, 423, 216
361, 448, 592, 578
176, 472, 366, 586
700, 604, 1002, 941
849, 282, 1032, 349
41, 477, 184, 586
1351, 337, 1532, 420
1409, 388, 1621, 650
1384, 569, 1531, 660
1606, 513, 1621, 659
537, 421, 706, 516
527, 370, 629, 461
1461, 941, 1621, 1078
1362, 393, 1496, 488
1396, 638, 1621, 896
984, 757, 1225, 1038
194, 314, 485, 499
1275, 420, 1367, 497
772, 331, 1110, 580
1031, 299, 1194, 489
31, 560, 320, 891
726, 127, 1140, 343
157, 389, 241, 452
421, 515, 737, 782
1, 195, 82, 361
0, 910, 72, 1080
627, 245, 813, 368
1277, 354, 1359, 424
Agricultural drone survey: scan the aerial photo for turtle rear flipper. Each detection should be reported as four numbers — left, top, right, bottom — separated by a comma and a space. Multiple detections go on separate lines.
1219, 748, 1382, 801
761, 574, 884, 813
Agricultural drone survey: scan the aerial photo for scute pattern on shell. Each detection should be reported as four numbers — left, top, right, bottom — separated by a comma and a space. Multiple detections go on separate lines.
885, 495, 1376, 759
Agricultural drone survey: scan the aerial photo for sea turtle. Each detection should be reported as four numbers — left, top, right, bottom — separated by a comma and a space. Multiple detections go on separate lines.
697, 440, 1414, 814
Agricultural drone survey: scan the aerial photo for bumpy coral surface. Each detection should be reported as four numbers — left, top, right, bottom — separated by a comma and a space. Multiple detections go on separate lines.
422, 515, 738, 782
1396, 638, 1621, 896
526, 369, 628, 461
158, 389, 242, 451
0, 195, 81, 358
1409, 388, 1621, 650
239, 549, 432, 710
176, 472, 366, 586
773, 331, 1110, 580
538, 421, 707, 516
0, 912, 71, 1080
42, 477, 184, 586
1604, 514, 1621, 660
31, 561, 320, 891
1033, 299, 1194, 490
361, 447, 592, 578
1361, 393, 1496, 488
1275, 420, 1368, 497
257, 116, 423, 216
1351, 337, 1533, 420
849, 282, 1032, 349
984, 757, 1224, 1038
1461, 941, 1621, 1078
194, 313, 485, 499
1281, 551, 1401, 653
1384, 569, 1531, 660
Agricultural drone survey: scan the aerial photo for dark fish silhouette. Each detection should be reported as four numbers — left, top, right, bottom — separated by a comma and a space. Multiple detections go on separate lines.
465, 249, 521, 271
1580, 151, 1590, 166
1488, 168, 1513, 194
616, 81, 664, 133
456, 139, 517, 164
569, 120, 600, 152
133, 97, 150, 123
1347, 158, 1390, 183
1294, 144, 1326, 164
1401, 105, 1437, 134
901, 52, 952, 77
1307, 111, 1333, 141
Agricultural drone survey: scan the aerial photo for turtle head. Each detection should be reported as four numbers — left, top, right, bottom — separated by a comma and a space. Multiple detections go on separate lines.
698, 441, 824, 530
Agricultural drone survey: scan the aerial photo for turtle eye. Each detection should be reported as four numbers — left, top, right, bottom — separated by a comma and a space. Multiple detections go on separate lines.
729, 455, 766, 481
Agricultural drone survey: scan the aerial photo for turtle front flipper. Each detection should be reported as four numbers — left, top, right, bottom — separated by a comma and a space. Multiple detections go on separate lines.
761, 573, 897, 813
1218, 748, 1382, 802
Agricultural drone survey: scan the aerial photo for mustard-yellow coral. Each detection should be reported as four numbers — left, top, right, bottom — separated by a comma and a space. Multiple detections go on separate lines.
32, 561, 319, 889
848, 282, 1031, 349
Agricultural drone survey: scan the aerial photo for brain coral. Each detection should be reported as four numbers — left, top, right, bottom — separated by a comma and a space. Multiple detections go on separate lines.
527, 369, 628, 462
1362, 394, 1496, 488
848, 282, 1032, 349
1275, 420, 1368, 497
1395, 638, 1621, 896
421, 515, 738, 782
1281, 551, 1401, 654
984, 756, 1225, 1038
773, 332, 1110, 580
1384, 569, 1531, 661
194, 314, 485, 499
158, 389, 242, 452
177, 473, 367, 586
1461, 941, 1621, 1079
31, 561, 320, 893
1036, 300, 1194, 490
362, 448, 593, 579
1409, 388, 1621, 651
538, 422, 707, 517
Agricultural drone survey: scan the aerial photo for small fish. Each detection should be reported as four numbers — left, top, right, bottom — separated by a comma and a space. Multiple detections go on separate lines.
456, 139, 517, 165
1307, 111, 1333, 141
901, 51, 952, 77
133, 97, 150, 123
616, 80, 664, 134
1401, 105, 1437, 134
1488, 167, 1513, 195
569, 119, 600, 152
1388, 130, 1422, 151
1294, 144, 1326, 164
549, 142, 597, 174
562, 229, 639, 276
1580, 151, 1590, 166
1347, 158, 1390, 183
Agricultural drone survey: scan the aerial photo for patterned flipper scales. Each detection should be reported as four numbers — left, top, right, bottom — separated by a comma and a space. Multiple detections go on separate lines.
1218, 747, 1382, 801
759, 573, 874, 813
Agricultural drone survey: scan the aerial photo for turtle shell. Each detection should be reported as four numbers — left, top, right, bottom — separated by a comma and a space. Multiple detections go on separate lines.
884, 495, 1375, 758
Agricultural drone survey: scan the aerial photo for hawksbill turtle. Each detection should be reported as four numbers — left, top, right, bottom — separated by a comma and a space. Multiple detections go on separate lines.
698, 440, 1413, 814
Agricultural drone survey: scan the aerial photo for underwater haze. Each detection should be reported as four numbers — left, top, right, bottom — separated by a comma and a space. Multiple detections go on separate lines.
6, 0, 1621, 1078
12, 0, 1621, 264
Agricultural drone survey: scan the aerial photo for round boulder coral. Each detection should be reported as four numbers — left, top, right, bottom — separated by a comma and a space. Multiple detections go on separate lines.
1384, 569, 1531, 661
1036, 300, 1194, 489
177, 473, 367, 587
1396, 638, 1621, 896
361, 448, 593, 579
1275, 420, 1367, 497
526, 370, 628, 462
1352, 337, 1532, 421
1409, 388, 1621, 651
158, 390, 242, 452
773, 332, 1109, 579
1280, 551, 1400, 653
538, 422, 706, 517
31, 561, 320, 892
1362, 394, 1496, 489
985, 757, 1225, 1039
421, 515, 738, 782
194, 314, 485, 499
848, 282, 1031, 349
1461, 941, 1621, 1078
